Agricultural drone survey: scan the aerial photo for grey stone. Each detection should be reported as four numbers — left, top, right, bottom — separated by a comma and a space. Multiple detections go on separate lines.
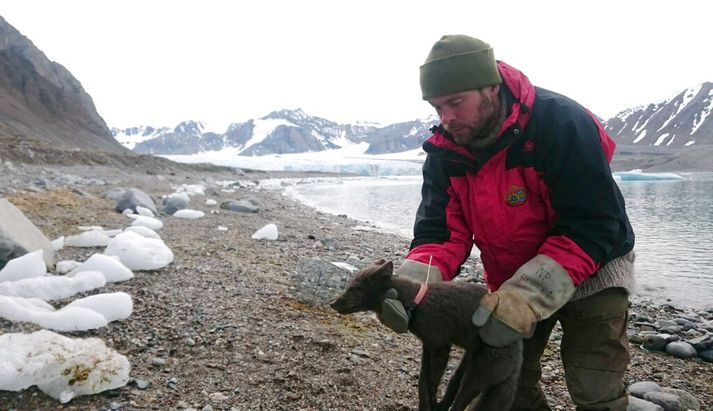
289, 258, 354, 306
698, 349, 713, 362
115, 188, 157, 214
685, 333, 713, 351
655, 319, 678, 329
664, 341, 697, 359
627, 395, 664, 411
0, 198, 54, 270
643, 391, 685, 411
642, 334, 674, 352
673, 317, 697, 331
635, 314, 654, 323
220, 200, 259, 213
659, 325, 682, 334
134, 379, 149, 389
661, 387, 700, 410
628, 331, 645, 345
103, 188, 126, 202
164, 195, 188, 215
629, 381, 662, 398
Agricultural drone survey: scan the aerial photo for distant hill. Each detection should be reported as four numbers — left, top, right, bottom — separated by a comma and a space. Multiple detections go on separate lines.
112, 84, 713, 171
112, 109, 437, 157
0, 16, 127, 154
605, 83, 713, 147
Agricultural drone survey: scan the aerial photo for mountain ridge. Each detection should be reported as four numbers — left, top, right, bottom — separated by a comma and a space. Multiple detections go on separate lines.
111, 83, 713, 172
0, 16, 127, 154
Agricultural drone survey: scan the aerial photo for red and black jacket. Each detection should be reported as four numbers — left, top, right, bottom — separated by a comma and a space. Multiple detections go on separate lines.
406, 62, 635, 291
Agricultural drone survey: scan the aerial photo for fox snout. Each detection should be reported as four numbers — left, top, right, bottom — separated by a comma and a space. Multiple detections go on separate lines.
330, 295, 355, 314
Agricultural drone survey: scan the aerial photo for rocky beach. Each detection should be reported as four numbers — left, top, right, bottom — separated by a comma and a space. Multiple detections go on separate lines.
0, 157, 712, 411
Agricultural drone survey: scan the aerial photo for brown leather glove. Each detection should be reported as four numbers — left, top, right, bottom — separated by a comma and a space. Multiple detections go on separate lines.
472, 254, 576, 347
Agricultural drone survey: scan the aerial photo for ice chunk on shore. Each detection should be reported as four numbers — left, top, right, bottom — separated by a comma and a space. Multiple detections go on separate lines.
67, 254, 133, 283
0, 292, 132, 331
0, 250, 46, 282
130, 216, 164, 231
55, 260, 82, 274
175, 184, 205, 196
0, 271, 106, 301
614, 169, 686, 181
64, 230, 111, 247
252, 223, 278, 240
123, 226, 161, 239
51, 236, 65, 251
0, 296, 107, 331
136, 205, 154, 217
0, 330, 131, 403
173, 209, 205, 219
63, 292, 133, 323
104, 231, 173, 270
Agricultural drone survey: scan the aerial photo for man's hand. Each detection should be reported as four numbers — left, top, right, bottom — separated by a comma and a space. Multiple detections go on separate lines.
472, 254, 576, 347
378, 259, 443, 333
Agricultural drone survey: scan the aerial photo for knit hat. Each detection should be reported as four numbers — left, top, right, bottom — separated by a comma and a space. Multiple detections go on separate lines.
419, 35, 502, 100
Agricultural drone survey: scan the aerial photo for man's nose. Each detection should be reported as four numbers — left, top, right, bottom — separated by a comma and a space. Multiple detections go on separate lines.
439, 109, 455, 125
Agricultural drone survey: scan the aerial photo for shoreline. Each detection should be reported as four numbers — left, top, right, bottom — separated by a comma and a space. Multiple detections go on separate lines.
0, 163, 711, 409
273, 174, 713, 314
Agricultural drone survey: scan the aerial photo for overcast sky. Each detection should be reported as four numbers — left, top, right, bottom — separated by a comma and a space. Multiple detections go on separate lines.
2, 1, 711, 131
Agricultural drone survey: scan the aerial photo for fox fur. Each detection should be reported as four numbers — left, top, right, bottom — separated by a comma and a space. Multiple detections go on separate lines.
331, 259, 522, 411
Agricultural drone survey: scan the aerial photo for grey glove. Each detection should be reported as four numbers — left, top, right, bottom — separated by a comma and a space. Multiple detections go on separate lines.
378, 260, 443, 333
394, 259, 443, 283
472, 254, 576, 347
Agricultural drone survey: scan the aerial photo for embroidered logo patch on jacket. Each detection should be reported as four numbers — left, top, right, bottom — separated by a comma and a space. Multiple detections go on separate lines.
505, 185, 527, 206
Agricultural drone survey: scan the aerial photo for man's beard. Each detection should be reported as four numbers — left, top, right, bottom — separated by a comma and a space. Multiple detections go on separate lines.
447, 93, 500, 149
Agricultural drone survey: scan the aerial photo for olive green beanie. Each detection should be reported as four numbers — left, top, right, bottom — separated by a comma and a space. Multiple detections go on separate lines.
419, 35, 502, 100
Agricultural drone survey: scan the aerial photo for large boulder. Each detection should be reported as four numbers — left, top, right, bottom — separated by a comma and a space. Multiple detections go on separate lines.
115, 188, 157, 214
289, 258, 356, 306
0, 198, 54, 270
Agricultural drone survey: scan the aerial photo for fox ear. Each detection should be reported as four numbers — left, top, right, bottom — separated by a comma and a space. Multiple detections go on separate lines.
376, 260, 394, 277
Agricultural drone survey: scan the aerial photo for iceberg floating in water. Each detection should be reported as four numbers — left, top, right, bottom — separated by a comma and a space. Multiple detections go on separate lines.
613, 169, 686, 181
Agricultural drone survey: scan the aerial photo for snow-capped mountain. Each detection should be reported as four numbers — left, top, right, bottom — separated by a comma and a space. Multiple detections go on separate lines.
111, 125, 171, 150
112, 109, 437, 156
604, 82, 713, 147
112, 84, 712, 164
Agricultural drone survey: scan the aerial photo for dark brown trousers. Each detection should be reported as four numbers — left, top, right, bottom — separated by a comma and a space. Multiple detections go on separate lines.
509, 287, 630, 411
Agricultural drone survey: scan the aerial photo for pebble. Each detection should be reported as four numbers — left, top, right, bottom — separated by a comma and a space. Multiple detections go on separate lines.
208, 392, 229, 402
167, 377, 179, 390
133, 379, 149, 389
151, 357, 166, 367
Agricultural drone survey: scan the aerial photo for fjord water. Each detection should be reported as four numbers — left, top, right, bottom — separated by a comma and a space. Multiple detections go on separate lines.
284, 173, 713, 310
